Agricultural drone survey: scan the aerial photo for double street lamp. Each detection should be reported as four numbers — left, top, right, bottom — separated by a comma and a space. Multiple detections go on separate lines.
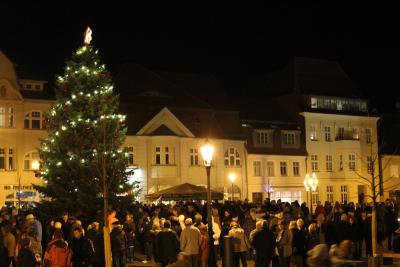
304, 172, 318, 215
200, 142, 216, 267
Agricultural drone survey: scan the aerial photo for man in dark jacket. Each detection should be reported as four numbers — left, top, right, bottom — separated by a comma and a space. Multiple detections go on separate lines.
251, 220, 276, 267
156, 220, 180, 267
70, 227, 94, 267
110, 221, 127, 267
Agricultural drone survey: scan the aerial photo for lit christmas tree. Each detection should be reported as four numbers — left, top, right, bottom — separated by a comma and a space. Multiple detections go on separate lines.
35, 27, 138, 218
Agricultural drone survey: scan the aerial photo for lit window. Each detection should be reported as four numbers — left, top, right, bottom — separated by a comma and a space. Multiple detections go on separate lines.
340, 185, 348, 203
190, 148, 199, 166
24, 111, 44, 129
293, 162, 300, 176
0, 106, 14, 128
311, 97, 318, 108
154, 146, 173, 165
367, 156, 373, 174
254, 130, 272, 146
310, 126, 317, 141
165, 147, 169, 165
0, 148, 5, 170
327, 186, 334, 203
280, 161, 287, 176
0, 148, 14, 171
8, 149, 14, 170
349, 153, 356, 171
155, 147, 161, 165
125, 146, 134, 166
324, 126, 331, 141
337, 127, 345, 140
326, 155, 332, 171
266, 161, 274, 176
224, 148, 241, 167
253, 161, 261, 176
312, 187, 319, 205
351, 128, 359, 139
24, 152, 40, 170
35, 84, 41, 90
311, 155, 318, 171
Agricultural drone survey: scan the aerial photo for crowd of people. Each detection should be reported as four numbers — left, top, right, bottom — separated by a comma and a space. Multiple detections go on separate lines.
0, 198, 399, 267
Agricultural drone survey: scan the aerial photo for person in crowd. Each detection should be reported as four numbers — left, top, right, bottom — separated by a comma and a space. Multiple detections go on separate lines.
180, 218, 201, 267
251, 220, 276, 267
199, 225, 209, 267
336, 213, 352, 244
306, 244, 330, 267
156, 220, 180, 267
150, 223, 162, 264
86, 222, 104, 267
123, 214, 136, 262
70, 226, 94, 267
242, 210, 256, 259
276, 220, 292, 267
43, 229, 72, 267
314, 201, 325, 218
305, 223, 320, 251
1, 221, 15, 267
110, 221, 127, 267
139, 211, 153, 263
229, 221, 250, 267
17, 237, 36, 267
60, 212, 71, 243
385, 199, 397, 251
290, 220, 305, 267
193, 213, 204, 229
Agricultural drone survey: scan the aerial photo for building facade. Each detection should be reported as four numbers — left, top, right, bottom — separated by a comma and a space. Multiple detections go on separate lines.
0, 51, 52, 206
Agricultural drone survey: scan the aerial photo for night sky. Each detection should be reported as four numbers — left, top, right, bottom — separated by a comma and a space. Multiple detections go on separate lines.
1, 2, 399, 103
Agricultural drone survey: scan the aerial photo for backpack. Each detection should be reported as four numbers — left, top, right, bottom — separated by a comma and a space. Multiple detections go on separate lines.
44, 241, 72, 267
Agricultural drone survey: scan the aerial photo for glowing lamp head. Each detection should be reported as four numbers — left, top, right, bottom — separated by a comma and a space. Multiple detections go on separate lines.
31, 160, 40, 170
200, 143, 215, 166
229, 173, 236, 183
304, 172, 318, 191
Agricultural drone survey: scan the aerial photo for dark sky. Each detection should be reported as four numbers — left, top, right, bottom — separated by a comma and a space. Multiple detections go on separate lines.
1, 2, 399, 100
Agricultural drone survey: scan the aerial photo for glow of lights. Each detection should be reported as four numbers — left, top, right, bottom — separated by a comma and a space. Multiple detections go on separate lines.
84, 26, 92, 45
229, 173, 236, 183
200, 142, 215, 166
31, 160, 40, 170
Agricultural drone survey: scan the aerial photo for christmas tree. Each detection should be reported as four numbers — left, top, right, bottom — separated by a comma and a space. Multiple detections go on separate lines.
35, 28, 138, 219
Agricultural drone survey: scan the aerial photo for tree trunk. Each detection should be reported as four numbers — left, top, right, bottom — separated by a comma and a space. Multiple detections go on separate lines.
372, 206, 377, 257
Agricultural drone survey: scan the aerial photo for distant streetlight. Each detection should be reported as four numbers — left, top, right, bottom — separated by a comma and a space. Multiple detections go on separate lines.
200, 141, 216, 267
304, 172, 318, 215
31, 160, 40, 170
229, 173, 236, 201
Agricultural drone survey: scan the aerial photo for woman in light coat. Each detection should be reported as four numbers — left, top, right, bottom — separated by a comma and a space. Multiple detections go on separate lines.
228, 222, 250, 267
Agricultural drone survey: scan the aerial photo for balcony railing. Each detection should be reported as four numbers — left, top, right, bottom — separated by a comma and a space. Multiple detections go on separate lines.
335, 133, 359, 141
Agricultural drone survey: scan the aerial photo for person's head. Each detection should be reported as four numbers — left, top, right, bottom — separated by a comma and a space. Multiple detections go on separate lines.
194, 213, 202, 223
224, 210, 230, 217
54, 221, 62, 230
1, 222, 11, 235
126, 213, 133, 221
296, 218, 304, 229
163, 220, 171, 229
338, 240, 355, 259
255, 220, 264, 230
199, 225, 207, 233
152, 223, 161, 231
25, 214, 34, 222
230, 221, 239, 228
73, 227, 83, 239
308, 223, 317, 233
52, 229, 64, 240
21, 237, 31, 248
340, 213, 348, 222
184, 218, 193, 226
61, 212, 68, 222
277, 220, 285, 231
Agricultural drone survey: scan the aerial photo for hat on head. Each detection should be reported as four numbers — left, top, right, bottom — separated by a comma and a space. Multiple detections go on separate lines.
54, 222, 62, 229
26, 214, 34, 220
112, 220, 120, 226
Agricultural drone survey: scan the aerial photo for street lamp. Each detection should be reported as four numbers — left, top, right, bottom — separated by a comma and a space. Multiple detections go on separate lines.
304, 172, 318, 215
229, 173, 236, 201
31, 160, 40, 170
200, 142, 216, 267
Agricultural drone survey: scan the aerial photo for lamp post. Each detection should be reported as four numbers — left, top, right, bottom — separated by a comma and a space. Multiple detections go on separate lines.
304, 172, 318, 216
200, 142, 216, 267
229, 173, 236, 201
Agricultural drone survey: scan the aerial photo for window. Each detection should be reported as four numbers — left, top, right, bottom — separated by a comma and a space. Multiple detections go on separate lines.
351, 128, 359, 139
126, 146, 134, 166
24, 111, 44, 129
280, 162, 287, 176
367, 156, 373, 174
339, 154, 343, 171
24, 152, 40, 170
324, 126, 331, 141
326, 155, 332, 171
253, 161, 261, 176
155, 147, 161, 165
8, 149, 14, 170
349, 153, 356, 171
26, 84, 32, 89
312, 187, 319, 206
0, 106, 14, 128
337, 127, 345, 140
390, 165, 399, 178
224, 148, 241, 166
311, 97, 318, 108
365, 128, 372, 144
255, 130, 272, 146
293, 162, 300, 176
266, 161, 274, 176
0, 148, 4, 170
35, 84, 41, 90
340, 185, 348, 203
190, 148, 199, 166
165, 147, 170, 164
310, 126, 317, 140
327, 186, 334, 203
283, 133, 295, 145
311, 155, 318, 171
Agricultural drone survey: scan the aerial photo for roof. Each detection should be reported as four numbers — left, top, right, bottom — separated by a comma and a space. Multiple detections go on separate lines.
20, 89, 55, 101
247, 57, 365, 99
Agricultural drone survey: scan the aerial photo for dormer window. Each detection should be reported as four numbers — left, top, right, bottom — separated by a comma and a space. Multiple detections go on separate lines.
35, 84, 41, 90
254, 130, 273, 147
26, 84, 32, 89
